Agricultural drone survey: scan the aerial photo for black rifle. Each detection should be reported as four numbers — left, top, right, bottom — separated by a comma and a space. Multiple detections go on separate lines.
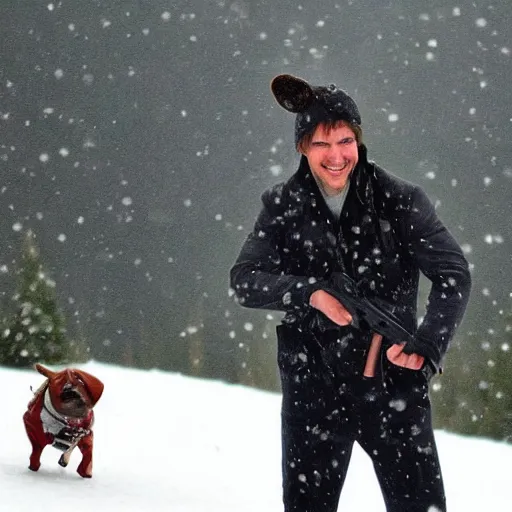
328, 272, 414, 343
327, 272, 415, 376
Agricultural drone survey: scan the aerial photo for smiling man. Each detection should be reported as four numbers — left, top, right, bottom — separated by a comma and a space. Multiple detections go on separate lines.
299, 122, 358, 195
230, 74, 471, 512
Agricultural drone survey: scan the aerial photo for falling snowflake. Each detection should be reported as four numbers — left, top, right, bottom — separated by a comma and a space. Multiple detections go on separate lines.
389, 399, 407, 412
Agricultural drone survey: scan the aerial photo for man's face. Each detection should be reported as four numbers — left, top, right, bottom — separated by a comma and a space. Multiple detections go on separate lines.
301, 122, 359, 196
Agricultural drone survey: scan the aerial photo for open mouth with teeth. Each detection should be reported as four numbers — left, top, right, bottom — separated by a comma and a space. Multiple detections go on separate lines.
322, 162, 350, 173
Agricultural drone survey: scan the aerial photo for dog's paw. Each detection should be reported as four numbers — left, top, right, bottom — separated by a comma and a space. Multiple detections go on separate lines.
28, 463, 41, 472
77, 462, 93, 478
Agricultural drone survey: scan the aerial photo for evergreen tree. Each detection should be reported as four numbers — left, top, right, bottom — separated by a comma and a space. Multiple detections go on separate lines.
0, 230, 73, 367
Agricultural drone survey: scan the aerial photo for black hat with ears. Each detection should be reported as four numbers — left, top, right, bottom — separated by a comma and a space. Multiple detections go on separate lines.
270, 74, 361, 147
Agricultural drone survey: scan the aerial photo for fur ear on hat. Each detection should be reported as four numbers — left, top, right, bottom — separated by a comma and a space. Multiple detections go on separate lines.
270, 74, 314, 113
35, 363, 56, 379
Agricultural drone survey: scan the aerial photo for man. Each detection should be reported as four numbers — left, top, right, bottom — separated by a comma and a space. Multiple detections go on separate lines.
230, 74, 471, 512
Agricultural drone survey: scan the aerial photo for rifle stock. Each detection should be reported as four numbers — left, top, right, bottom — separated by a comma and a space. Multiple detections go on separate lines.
364, 333, 383, 377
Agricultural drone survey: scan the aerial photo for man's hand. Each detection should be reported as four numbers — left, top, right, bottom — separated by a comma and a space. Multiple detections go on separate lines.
386, 343, 424, 370
309, 289, 352, 326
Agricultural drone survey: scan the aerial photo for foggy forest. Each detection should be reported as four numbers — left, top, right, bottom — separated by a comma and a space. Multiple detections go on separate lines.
1, 0, 511, 442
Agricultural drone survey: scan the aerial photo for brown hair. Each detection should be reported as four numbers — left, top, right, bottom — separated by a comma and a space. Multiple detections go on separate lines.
297, 119, 363, 153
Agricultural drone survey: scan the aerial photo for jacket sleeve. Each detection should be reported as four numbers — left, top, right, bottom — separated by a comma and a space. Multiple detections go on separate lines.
404, 186, 472, 369
230, 186, 323, 313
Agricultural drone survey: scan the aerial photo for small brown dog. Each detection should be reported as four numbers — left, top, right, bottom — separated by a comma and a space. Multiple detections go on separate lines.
23, 363, 104, 478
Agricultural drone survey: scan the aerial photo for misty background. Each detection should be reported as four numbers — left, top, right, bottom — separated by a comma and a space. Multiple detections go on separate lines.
1, 1, 511, 440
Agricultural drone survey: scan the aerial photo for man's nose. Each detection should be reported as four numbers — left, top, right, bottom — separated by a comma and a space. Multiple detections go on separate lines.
326, 145, 344, 160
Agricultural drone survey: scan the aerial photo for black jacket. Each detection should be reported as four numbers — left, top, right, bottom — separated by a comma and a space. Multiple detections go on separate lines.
230, 146, 471, 372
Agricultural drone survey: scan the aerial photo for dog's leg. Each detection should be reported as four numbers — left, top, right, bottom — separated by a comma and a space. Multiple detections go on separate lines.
76, 433, 94, 478
28, 443, 43, 472
58, 445, 75, 468
23, 412, 45, 472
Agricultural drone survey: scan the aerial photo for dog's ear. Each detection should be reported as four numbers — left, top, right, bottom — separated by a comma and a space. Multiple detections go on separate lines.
34, 363, 56, 379
73, 370, 105, 407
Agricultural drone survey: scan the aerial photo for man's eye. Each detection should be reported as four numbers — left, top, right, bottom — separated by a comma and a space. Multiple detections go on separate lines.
341, 138, 355, 145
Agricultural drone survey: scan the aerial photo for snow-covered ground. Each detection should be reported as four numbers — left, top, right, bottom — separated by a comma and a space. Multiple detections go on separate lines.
0, 361, 509, 511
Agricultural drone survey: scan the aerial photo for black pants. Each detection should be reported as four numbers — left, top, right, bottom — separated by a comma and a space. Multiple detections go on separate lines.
280, 355, 446, 512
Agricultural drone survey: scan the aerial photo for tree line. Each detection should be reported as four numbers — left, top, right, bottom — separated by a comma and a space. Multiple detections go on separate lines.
1, 230, 511, 442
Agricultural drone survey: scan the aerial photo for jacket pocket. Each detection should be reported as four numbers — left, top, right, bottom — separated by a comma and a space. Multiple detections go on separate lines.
383, 357, 429, 396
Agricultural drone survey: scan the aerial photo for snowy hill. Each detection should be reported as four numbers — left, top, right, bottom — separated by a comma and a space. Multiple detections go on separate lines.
0, 362, 510, 511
